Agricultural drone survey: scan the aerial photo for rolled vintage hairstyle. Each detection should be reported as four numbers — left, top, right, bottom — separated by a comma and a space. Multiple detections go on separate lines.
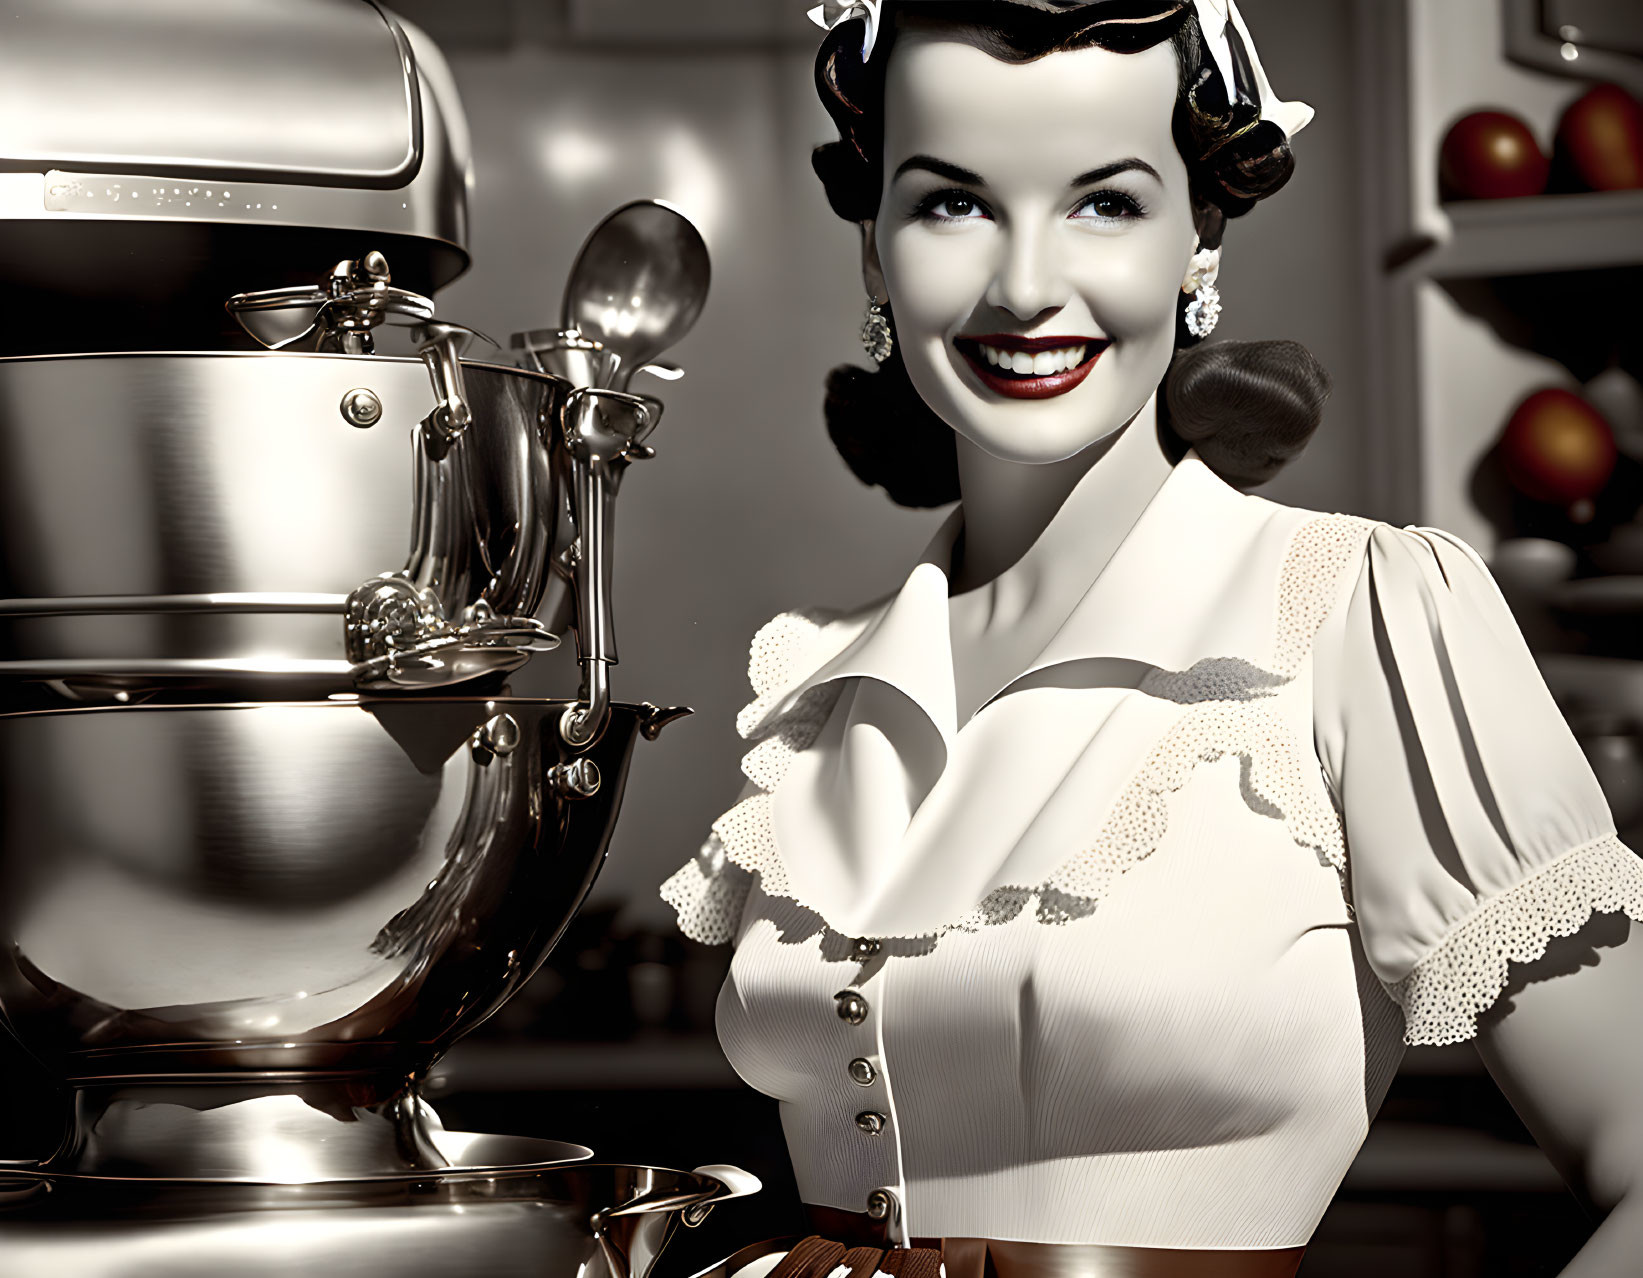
813, 0, 1330, 505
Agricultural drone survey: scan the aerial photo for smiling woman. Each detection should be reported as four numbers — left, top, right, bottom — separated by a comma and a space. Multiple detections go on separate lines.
873, 33, 1196, 471
815, 0, 1324, 506
661, 3, 1643, 1276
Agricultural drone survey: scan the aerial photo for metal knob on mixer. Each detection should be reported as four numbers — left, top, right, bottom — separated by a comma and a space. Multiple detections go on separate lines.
225, 250, 437, 354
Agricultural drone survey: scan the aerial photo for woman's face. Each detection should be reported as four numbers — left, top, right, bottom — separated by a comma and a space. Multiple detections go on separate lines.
868, 31, 1202, 464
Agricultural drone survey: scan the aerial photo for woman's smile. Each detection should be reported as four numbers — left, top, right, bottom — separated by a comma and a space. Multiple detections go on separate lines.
955, 333, 1111, 400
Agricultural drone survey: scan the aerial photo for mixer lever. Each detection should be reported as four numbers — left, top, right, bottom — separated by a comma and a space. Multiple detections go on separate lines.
225, 250, 436, 354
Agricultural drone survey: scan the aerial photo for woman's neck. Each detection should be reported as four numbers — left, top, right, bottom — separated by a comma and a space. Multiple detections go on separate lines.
949, 393, 1175, 604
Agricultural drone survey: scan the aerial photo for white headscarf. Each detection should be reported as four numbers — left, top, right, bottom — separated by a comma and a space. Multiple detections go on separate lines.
1192, 0, 1313, 138
807, 1, 884, 60
806, 0, 1312, 141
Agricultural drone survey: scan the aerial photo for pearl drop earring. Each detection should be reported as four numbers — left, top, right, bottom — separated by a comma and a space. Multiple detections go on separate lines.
861, 297, 893, 363
1182, 248, 1223, 339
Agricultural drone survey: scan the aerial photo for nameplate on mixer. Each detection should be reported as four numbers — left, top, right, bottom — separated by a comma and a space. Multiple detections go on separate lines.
43, 170, 423, 235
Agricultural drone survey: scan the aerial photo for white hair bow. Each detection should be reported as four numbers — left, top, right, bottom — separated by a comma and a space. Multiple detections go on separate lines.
807, 0, 882, 62
1192, 0, 1312, 139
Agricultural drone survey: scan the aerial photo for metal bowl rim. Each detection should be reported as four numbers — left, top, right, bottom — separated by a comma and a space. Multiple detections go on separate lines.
0, 349, 570, 392
0, 696, 661, 721
0, 1134, 634, 1188
0, 1153, 754, 1193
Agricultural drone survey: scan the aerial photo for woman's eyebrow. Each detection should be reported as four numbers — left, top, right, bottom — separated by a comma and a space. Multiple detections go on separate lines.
892, 155, 985, 185
1068, 158, 1163, 187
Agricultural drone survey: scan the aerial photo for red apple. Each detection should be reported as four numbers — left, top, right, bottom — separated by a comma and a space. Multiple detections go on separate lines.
1555, 83, 1643, 192
1440, 110, 1550, 199
1499, 388, 1617, 506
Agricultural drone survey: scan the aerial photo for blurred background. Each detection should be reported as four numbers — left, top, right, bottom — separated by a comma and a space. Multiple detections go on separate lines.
5, 0, 1641, 1274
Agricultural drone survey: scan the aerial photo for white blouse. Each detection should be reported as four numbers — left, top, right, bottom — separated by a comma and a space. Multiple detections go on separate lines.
661, 453, 1643, 1250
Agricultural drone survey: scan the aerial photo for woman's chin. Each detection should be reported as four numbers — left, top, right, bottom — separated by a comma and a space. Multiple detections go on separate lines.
936, 388, 1135, 465
949, 416, 1130, 467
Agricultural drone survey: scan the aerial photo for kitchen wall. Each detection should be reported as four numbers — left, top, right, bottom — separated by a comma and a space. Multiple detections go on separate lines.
390, 0, 1373, 928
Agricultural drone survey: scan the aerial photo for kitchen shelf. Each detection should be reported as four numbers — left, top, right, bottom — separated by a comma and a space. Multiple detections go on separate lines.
1355, 0, 1643, 533
1405, 190, 1643, 280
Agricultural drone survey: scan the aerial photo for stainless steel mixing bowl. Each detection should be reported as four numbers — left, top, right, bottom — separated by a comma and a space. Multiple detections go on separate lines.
0, 352, 569, 686
0, 697, 685, 1180
0, 1148, 761, 1278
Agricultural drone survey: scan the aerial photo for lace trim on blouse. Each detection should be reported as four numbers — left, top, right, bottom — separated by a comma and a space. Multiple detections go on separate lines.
664, 514, 1375, 946
1390, 832, 1643, 1046
660, 832, 754, 948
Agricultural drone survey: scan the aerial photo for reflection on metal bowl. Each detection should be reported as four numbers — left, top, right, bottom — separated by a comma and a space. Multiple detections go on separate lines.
0, 698, 683, 1181
0, 352, 570, 672
0, 1150, 760, 1278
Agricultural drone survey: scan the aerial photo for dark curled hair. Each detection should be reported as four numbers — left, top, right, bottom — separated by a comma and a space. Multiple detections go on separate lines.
813, 0, 1329, 505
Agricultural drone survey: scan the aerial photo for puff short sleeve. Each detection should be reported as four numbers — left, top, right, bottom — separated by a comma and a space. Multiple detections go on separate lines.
1314, 523, 1643, 1046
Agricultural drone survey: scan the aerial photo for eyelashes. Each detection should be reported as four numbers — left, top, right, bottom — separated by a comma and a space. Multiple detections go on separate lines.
1070, 190, 1149, 221
908, 187, 1150, 226
910, 188, 990, 224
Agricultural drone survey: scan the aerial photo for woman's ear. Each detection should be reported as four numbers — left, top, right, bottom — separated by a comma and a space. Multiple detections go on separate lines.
1191, 200, 1225, 251
861, 219, 887, 304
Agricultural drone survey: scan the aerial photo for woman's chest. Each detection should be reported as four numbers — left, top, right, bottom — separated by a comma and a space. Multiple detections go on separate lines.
718, 755, 1388, 1141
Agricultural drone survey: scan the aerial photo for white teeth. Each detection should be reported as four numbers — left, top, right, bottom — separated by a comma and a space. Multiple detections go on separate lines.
976, 343, 1091, 376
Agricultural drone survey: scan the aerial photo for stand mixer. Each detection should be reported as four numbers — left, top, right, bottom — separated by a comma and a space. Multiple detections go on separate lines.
0, 2, 755, 1273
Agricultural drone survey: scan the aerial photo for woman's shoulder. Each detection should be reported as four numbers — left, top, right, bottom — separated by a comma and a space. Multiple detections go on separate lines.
1214, 485, 1520, 683
1174, 457, 1385, 575
743, 594, 885, 688
1234, 478, 1493, 572
735, 594, 886, 738
1231, 486, 1507, 630
1200, 487, 1379, 642
1280, 507, 1509, 640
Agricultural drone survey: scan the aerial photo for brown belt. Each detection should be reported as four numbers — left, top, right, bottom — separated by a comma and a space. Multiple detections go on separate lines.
771, 1207, 1307, 1278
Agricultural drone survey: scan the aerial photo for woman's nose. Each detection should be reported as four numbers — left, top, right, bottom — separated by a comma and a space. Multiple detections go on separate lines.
984, 224, 1068, 322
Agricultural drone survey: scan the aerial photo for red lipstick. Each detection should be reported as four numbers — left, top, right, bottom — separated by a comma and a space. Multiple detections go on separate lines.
955, 334, 1110, 401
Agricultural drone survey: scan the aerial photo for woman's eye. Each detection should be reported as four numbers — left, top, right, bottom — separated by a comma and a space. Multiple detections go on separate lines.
915, 190, 990, 224
1070, 191, 1146, 223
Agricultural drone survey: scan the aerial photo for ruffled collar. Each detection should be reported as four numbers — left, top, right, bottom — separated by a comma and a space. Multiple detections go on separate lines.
712, 445, 1362, 942
749, 448, 1272, 745
683, 452, 1372, 944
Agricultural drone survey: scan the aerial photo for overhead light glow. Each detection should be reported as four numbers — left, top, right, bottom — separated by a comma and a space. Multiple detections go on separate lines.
656, 125, 723, 246
541, 127, 614, 186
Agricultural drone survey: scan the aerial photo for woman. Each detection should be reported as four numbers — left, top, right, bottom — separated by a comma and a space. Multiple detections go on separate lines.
663, 3, 1643, 1275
